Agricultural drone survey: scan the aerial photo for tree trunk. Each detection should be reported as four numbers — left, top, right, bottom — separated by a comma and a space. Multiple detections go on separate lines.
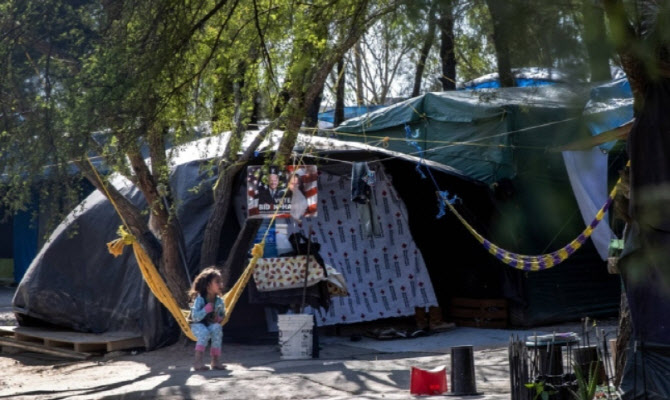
221, 218, 263, 284
354, 42, 365, 106
602, 0, 647, 104
200, 115, 284, 269
614, 289, 631, 386
126, 149, 190, 307
485, 0, 515, 87
603, 0, 670, 389
200, 163, 244, 268
304, 86, 323, 128
77, 157, 190, 307
334, 58, 346, 127
437, 0, 456, 91
412, 1, 438, 97
583, 0, 612, 82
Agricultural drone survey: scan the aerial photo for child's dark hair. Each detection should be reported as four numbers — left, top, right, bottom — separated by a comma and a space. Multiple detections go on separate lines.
188, 267, 222, 300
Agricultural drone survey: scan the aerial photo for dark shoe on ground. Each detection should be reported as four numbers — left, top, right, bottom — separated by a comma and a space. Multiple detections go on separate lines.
408, 328, 429, 338
429, 321, 456, 333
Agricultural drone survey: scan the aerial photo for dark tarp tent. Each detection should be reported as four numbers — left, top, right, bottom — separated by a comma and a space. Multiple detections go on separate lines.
12, 134, 471, 348
336, 84, 622, 326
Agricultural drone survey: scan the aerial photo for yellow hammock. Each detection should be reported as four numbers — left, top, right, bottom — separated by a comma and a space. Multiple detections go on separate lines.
107, 226, 264, 341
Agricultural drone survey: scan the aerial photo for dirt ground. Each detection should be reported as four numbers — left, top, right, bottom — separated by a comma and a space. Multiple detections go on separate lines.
0, 285, 618, 400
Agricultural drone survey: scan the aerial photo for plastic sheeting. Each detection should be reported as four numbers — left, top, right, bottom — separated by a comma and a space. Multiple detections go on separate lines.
583, 77, 633, 151
318, 105, 386, 124
336, 85, 588, 185
620, 343, 670, 400
562, 149, 613, 260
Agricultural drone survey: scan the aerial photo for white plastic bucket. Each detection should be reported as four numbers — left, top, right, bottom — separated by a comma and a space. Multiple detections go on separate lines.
277, 314, 313, 360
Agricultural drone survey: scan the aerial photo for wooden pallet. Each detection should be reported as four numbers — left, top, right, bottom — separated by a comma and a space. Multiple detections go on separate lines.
0, 326, 144, 359
449, 297, 508, 329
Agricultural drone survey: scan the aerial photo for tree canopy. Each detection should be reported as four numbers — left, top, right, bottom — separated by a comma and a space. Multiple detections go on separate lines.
3, 0, 668, 308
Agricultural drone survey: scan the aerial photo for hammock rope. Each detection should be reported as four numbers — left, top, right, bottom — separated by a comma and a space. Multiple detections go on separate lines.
443, 161, 630, 271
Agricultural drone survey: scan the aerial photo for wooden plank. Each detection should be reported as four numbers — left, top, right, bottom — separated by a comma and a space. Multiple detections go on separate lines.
451, 297, 507, 308
0, 337, 92, 360
75, 342, 107, 353
454, 319, 508, 329
0, 326, 144, 353
44, 339, 75, 349
106, 337, 145, 352
449, 297, 509, 329
0, 328, 14, 338
450, 308, 508, 319
14, 332, 44, 344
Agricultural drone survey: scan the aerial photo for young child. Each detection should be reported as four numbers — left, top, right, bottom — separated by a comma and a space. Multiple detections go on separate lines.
188, 267, 226, 371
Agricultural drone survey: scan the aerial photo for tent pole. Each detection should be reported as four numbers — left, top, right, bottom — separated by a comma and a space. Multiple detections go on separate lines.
300, 222, 313, 314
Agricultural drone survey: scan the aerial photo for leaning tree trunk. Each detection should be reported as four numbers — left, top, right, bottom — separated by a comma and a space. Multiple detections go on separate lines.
304, 86, 323, 128
485, 0, 515, 87
354, 42, 365, 106
437, 0, 456, 91
412, 0, 438, 97
583, 0, 612, 82
200, 118, 284, 269
200, 164, 245, 268
334, 57, 346, 127
127, 150, 190, 307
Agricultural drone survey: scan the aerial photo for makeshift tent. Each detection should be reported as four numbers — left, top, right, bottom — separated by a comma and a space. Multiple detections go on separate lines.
336, 83, 623, 326
12, 133, 457, 348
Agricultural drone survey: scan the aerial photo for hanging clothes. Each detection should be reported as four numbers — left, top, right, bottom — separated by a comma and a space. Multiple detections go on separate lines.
351, 162, 382, 237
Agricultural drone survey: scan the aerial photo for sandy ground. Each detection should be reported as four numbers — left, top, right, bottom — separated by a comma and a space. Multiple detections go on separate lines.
0, 285, 618, 400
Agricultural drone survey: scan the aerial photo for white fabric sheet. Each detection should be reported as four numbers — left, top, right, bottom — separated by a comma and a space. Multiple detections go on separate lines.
562, 149, 614, 260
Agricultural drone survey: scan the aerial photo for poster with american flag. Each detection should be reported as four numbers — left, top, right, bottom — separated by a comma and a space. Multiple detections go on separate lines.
247, 165, 318, 219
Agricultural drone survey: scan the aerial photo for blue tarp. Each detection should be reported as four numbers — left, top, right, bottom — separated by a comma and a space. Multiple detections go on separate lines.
318, 106, 385, 124
459, 67, 569, 90
461, 78, 558, 90
582, 78, 634, 151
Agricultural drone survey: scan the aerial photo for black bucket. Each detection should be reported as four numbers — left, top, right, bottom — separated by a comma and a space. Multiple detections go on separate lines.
448, 345, 482, 396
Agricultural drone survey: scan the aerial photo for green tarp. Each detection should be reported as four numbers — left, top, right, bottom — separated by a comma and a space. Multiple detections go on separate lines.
336, 85, 590, 184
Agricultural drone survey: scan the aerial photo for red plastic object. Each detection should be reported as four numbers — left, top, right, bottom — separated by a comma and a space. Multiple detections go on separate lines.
409, 366, 448, 395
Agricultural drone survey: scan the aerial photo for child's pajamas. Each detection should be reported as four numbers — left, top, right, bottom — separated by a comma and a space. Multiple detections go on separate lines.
190, 294, 226, 356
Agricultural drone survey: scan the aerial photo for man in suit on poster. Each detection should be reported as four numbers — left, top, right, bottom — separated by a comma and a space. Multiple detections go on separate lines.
257, 168, 285, 208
